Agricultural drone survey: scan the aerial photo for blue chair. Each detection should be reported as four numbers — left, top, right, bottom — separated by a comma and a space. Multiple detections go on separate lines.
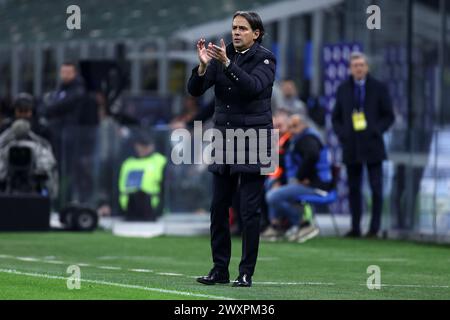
296, 165, 341, 235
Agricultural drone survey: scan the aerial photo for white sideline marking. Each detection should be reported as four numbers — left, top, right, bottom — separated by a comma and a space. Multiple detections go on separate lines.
377, 258, 409, 262
98, 266, 122, 271
43, 260, 64, 265
156, 272, 184, 276
76, 263, 91, 267
0, 268, 235, 300
3, 253, 449, 290
129, 269, 153, 273
16, 257, 39, 262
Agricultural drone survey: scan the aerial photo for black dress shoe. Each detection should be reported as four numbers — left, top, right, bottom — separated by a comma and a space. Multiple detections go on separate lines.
232, 274, 252, 287
196, 269, 230, 285
344, 230, 361, 238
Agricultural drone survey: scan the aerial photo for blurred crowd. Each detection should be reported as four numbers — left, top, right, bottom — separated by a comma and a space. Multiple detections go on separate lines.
0, 51, 393, 241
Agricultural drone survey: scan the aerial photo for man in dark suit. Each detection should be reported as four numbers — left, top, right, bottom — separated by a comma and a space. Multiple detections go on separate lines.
332, 52, 395, 238
188, 11, 276, 287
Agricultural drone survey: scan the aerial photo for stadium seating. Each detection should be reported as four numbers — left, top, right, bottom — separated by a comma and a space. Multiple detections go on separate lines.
296, 190, 340, 235
0, 0, 277, 46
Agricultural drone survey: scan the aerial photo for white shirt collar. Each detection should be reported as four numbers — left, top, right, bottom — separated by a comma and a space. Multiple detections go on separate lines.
355, 78, 366, 86
236, 48, 250, 54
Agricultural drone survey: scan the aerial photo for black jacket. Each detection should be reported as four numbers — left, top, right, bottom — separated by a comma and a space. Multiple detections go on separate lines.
45, 77, 91, 126
188, 42, 276, 174
331, 75, 395, 164
289, 133, 331, 191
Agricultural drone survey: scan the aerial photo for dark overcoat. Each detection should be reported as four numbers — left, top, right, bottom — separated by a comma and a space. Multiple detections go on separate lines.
188, 42, 276, 174
331, 75, 395, 164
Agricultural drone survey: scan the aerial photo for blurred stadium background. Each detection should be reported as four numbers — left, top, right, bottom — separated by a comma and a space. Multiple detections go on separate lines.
0, 0, 450, 239
0, 0, 449, 300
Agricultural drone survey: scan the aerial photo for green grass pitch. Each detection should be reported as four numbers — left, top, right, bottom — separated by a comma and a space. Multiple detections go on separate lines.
0, 231, 449, 300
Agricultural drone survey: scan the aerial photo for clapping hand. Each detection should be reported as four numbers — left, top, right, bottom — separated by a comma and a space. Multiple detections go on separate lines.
197, 38, 212, 66
206, 39, 229, 65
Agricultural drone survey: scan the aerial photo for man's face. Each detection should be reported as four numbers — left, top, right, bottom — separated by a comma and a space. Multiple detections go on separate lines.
134, 143, 154, 158
273, 113, 289, 135
281, 81, 297, 99
350, 58, 369, 81
15, 108, 32, 120
232, 16, 259, 51
289, 116, 306, 135
60, 65, 77, 84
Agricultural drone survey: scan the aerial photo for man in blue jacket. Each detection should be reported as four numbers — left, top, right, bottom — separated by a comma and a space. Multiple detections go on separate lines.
264, 114, 333, 242
188, 11, 276, 287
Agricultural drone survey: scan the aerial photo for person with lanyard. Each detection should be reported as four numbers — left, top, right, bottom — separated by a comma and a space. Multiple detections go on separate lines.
332, 52, 395, 238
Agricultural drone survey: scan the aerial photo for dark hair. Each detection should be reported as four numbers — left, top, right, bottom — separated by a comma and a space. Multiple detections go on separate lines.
13, 92, 34, 111
61, 61, 77, 70
133, 130, 154, 146
232, 11, 265, 43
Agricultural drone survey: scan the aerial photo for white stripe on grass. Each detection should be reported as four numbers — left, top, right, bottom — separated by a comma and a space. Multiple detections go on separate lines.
156, 272, 184, 276
76, 263, 91, 267
0, 268, 236, 300
129, 269, 153, 273
16, 257, 39, 262
97, 266, 122, 271
6, 253, 448, 290
1, 255, 64, 265
43, 260, 65, 265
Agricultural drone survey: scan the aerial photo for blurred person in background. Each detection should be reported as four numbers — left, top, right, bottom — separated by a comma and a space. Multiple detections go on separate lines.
276, 80, 325, 141
305, 96, 327, 129
43, 62, 89, 127
264, 114, 332, 242
118, 132, 167, 221
332, 52, 395, 238
0, 93, 51, 141
278, 79, 307, 116
266, 110, 291, 188
43, 62, 98, 206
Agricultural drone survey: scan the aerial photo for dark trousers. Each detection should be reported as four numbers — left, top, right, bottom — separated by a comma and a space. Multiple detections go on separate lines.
346, 162, 383, 233
210, 168, 265, 276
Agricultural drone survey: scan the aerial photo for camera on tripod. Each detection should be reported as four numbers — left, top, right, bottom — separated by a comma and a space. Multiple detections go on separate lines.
3, 145, 48, 195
